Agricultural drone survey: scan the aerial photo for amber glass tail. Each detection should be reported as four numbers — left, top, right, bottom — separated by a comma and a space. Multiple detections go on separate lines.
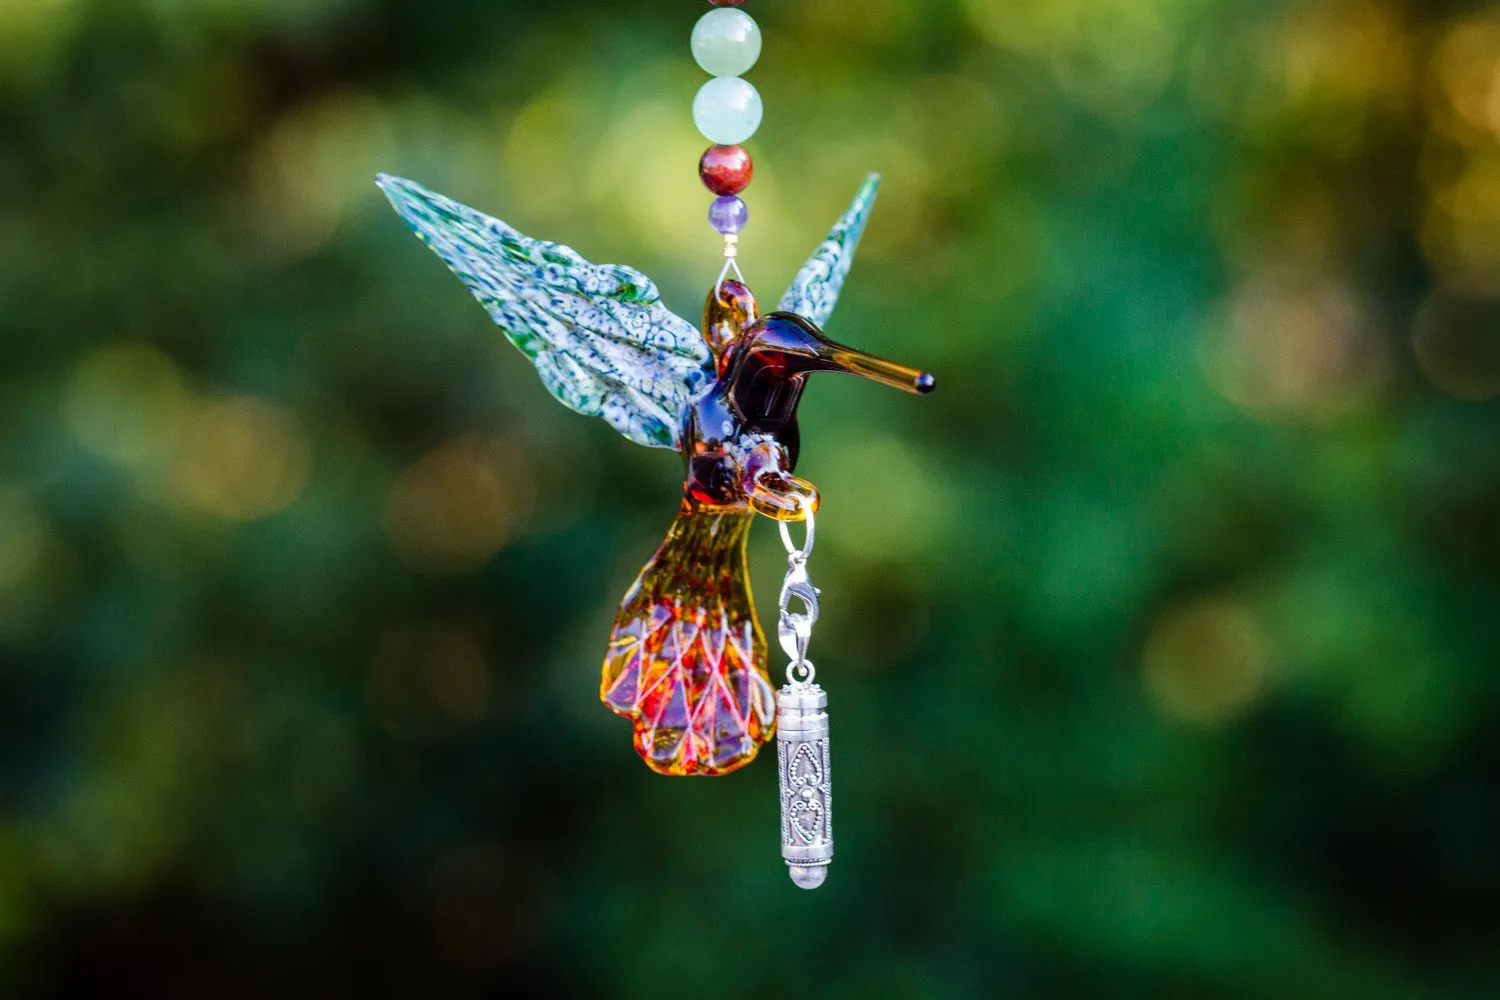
601, 503, 775, 775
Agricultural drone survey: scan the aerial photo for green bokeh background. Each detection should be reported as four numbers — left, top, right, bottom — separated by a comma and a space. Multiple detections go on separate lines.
3, 0, 1500, 996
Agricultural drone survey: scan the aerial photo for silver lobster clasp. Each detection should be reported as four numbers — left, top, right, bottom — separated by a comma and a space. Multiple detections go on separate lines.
777, 560, 820, 664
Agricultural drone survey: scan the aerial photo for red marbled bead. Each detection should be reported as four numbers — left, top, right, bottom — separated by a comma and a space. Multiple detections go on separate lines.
699, 144, 753, 196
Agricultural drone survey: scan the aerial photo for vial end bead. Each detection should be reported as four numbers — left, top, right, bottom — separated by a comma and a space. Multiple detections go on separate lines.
788, 864, 828, 890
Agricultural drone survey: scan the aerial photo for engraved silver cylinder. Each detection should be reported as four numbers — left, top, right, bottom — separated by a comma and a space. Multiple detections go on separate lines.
777, 682, 832, 889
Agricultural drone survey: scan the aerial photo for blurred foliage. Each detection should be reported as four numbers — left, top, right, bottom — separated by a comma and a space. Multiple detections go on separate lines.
2, 0, 1500, 996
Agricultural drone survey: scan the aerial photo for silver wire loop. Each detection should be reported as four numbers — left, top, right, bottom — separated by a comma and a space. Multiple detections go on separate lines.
777, 495, 816, 563
716, 254, 746, 288
786, 659, 816, 685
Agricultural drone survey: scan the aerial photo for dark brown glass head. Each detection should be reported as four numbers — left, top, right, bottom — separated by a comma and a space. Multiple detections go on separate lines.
727, 312, 934, 438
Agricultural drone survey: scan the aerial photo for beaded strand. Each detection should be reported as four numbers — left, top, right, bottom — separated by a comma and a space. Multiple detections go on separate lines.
690, 1, 762, 275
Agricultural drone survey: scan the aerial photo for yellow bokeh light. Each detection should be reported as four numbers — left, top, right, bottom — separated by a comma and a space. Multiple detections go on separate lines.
963, 0, 1083, 59
1427, 18, 1500, 142
1421, 155, 1500, 293
1202, 278, 1388, 419
64, 343, 192, 471
1050, 0, 1176, 119
1226, 0, 1412, 152
964, 0, 1175, 118
1270, 0, 1409, 110
506, 83, 593, 221
588, 97, 706, 261
384, 435, 534, 576
0, 0, 77, 91
1142, 597, 1269, 726
244, 90, 394, 261
167, 396, 312, 520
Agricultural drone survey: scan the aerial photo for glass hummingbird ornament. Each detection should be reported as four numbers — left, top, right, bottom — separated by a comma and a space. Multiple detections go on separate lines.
377, 172, 933, 777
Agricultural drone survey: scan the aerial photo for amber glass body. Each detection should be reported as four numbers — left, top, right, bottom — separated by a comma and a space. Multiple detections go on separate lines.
601, 281, 933, 776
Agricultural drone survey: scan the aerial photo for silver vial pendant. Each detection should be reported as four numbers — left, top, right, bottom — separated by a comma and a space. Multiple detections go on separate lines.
777, 681, 832, 889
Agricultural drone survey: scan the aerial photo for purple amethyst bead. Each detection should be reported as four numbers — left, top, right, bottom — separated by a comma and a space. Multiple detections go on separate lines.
708, 195, 748, 234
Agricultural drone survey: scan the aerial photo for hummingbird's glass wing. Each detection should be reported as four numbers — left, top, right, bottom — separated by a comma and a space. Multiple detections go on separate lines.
377, 175, 713, 450
777, 173, 880, 329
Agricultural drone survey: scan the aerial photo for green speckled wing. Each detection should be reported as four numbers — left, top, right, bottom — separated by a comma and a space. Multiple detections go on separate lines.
377, 174, 712, 450
778, 173, 880, 329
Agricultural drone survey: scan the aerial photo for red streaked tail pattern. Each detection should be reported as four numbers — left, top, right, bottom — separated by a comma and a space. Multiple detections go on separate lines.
602, 506, 775, 775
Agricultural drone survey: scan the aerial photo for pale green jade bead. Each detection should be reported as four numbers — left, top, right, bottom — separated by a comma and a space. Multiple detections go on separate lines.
692, 77, 763, 146
691, 8, 762, 78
